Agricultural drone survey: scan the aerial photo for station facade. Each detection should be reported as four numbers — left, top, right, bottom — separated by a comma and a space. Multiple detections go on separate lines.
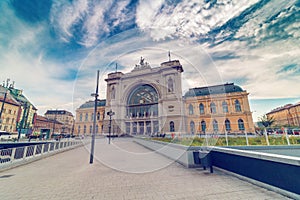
75, 58, 254, 136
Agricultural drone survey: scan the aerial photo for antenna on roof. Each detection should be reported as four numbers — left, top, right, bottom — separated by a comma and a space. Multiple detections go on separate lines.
168, 51, 171, 61
115, 63, 118, 73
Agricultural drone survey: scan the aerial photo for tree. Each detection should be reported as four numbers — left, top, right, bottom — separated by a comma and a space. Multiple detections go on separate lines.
259, 114, 275, 128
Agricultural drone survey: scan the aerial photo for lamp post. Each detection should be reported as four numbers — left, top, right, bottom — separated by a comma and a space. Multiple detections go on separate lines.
90, 70, 99, 164
18, 102, 28, 141
107, 109, 115, 144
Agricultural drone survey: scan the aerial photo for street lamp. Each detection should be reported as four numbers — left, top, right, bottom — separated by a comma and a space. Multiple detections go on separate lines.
90, 70, 99, 164
107, 109, 115, 144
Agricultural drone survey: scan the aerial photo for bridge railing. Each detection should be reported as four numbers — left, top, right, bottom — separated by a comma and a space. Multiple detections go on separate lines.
0, 140, 83, 168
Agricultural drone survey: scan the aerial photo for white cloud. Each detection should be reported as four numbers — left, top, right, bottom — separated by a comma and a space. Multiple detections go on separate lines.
136, 0, 259, 40
50, 0, 89, 42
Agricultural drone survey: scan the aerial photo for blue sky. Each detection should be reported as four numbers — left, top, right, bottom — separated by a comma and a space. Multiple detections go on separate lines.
0, 0, 300, 122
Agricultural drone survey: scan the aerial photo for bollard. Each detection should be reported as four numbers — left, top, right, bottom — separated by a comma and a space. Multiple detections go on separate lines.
199, 149, 213, 173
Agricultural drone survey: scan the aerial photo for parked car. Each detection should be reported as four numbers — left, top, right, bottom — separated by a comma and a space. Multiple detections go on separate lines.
293, 129, 300, 135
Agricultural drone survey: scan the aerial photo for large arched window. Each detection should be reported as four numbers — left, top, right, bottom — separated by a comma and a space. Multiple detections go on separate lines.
85, 113, 88, 121
79, 114, 82, 122
127, 84, 158, 118
213, 120, 218, 132
189, 104, 194, 115
210, 102, 217, 114
225, 119, 231, 131
201, 120, 206, 133
83, 125, 86, 134
89, 125, 92, 134
238, 119, 245, 131
170, 121, 175, 132
199, 103, 205, 114
235, 100, 242, 112
190, 121, 195, 134
222, 101, 228, 113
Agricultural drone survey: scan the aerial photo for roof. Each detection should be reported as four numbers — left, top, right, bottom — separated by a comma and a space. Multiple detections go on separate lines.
184, 83, 244, 97
267, 102, 300, 115
2, 86, 37, 110
45, 110, 73, 116
35, 115, 64, 124
0, 86, 21, 106
79, 99, 106, 109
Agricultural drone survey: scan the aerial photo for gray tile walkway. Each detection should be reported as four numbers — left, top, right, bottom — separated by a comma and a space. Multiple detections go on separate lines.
0, 138, 291, 200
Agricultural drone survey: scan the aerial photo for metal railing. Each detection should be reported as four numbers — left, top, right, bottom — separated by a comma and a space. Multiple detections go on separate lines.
0, 140, 83, 166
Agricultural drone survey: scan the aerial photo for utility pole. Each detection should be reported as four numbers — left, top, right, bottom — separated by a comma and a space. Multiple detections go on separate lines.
90, 70, 99, 164
0, 90, 8, 124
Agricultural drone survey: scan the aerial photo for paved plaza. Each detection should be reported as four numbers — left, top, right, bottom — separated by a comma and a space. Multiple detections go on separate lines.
0, 138, 291, 200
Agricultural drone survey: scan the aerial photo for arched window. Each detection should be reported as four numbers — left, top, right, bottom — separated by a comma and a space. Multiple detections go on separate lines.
238, 119, 245, 131
89, 125, 92, 134
79, 114, 82, 122
127, 84, 158, 118
222, 101, 228, 113
78, 126, 81, 134
111, 86, 115, 99
97, 112, 100, 120
225, 119, 231, 131
189, 104, 194, 115
83, 125, 86, 134
85, 113, 88, 121
170, 121, 175, 132
210, 102, 217, 114
235, 100, 241, 112
201, 120, 206, 133
190, 121, 195, 134
199, 103, 205, 114
213, 120, 218, 132
168, 77, 174, 93
91, 113, 94, 121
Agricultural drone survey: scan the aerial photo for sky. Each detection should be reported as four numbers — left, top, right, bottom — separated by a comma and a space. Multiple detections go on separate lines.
0, 0, 300, 122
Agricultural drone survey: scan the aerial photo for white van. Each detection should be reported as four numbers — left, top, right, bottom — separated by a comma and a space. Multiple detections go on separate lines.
0, 132, 12, 140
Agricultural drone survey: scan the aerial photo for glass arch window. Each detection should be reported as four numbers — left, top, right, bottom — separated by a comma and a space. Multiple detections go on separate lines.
189, 104, 194, 115
225, 119, 231, 131
199, 103, 205, 114
83, 125, 86, 134
127, 84, 158, 118
85, 113, 88, 121
170, 121, 175, 132
235, 100, 242, 112
210, 102, 217, 114
213, 120, 218, 132
89, 125, 92, 134
222, 101, 228, 113
201, 120, 206, 133
79, 114, 82, 122
190, 121, 195, 134
238, 119, 245, 131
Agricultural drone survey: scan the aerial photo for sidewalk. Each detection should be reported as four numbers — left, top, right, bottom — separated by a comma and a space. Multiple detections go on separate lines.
0, 138, 290, 200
